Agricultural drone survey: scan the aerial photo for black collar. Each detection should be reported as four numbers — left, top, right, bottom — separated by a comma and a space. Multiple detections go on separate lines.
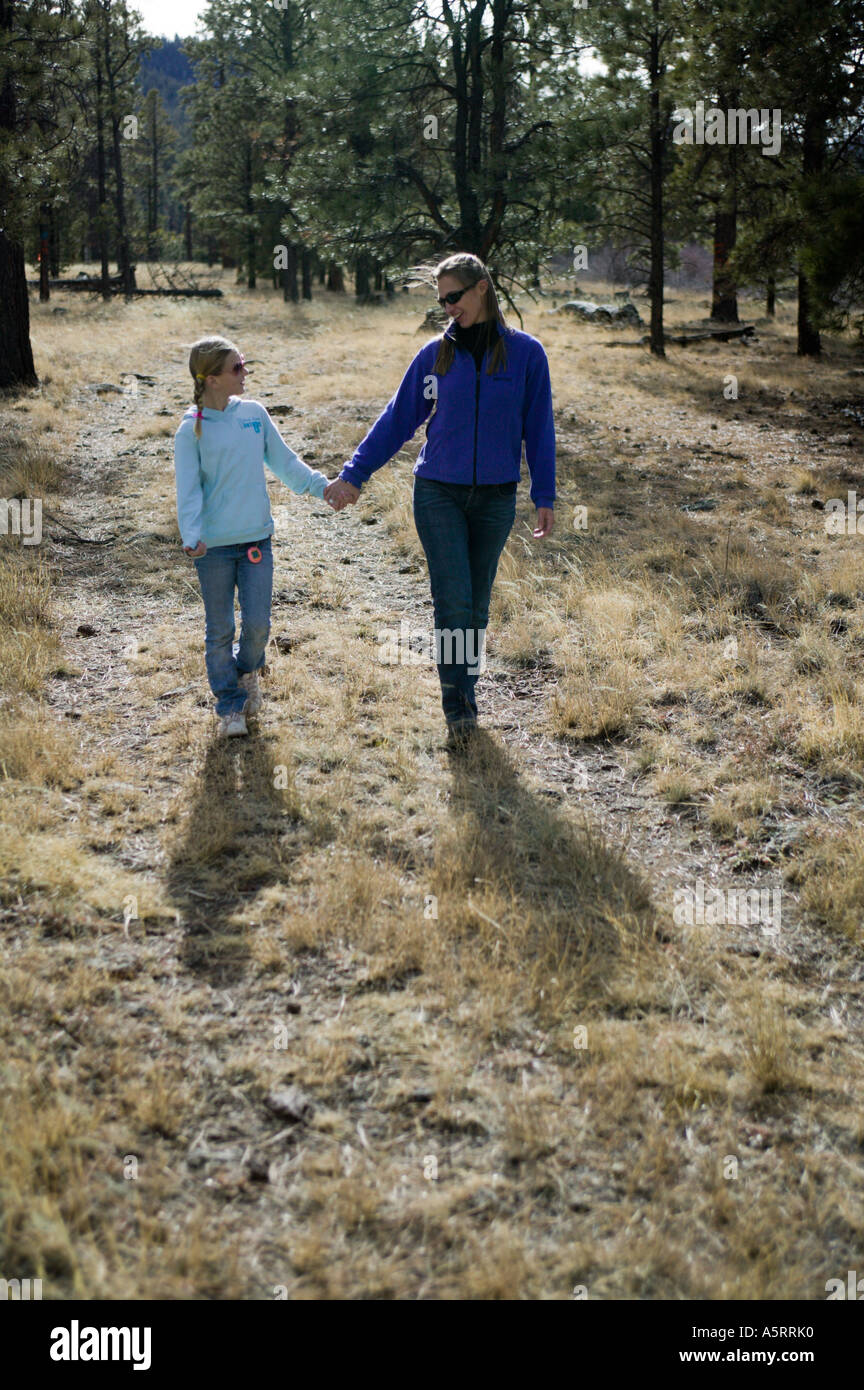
443, 316, 501, 343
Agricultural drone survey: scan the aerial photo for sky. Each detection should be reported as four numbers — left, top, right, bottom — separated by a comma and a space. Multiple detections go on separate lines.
134, 0, 208, 39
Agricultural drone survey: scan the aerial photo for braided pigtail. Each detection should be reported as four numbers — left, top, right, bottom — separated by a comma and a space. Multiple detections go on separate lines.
193, 375, 205, 439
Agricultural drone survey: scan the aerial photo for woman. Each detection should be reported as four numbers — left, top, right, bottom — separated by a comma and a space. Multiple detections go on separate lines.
327, 252, 555, 744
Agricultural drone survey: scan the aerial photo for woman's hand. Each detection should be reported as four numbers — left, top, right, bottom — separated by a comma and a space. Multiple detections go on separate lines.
533, 508, 554, 539
325, 477, 361, 511
184, 541, 207, 557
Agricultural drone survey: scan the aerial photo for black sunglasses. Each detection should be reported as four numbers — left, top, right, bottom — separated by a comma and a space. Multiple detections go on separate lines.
437, 286, 474, 308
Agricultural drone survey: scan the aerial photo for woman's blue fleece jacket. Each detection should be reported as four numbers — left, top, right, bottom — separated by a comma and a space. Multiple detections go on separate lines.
338, 320, 556, 508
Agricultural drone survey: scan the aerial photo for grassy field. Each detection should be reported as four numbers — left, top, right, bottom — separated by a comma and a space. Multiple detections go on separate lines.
1, 265, 863, 1298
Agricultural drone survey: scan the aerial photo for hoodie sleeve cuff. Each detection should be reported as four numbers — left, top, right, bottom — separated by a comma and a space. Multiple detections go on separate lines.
339, 463, 365, 489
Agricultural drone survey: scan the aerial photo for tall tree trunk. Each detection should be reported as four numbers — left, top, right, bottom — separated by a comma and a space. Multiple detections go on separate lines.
451, 4, 483, 253
102, 4, 134, 300
797, 268, 821, 356
797, 111, 825, 357
38, 208, 50, 302
327, 262, 345, 292
301, 247, 312, 300
245, 144, 256, 289
355, 252, 372, 298
0, 231, 38, 388
185, 206, 193, 260
648, 2, 665, 357
711, 206, 739, 322
94, 44, 111, 301
148, 91, 159, 259
49, 205, 60, 277
282, 242, 298, 301
0, 0, 38, 384
766, 271, 775, 318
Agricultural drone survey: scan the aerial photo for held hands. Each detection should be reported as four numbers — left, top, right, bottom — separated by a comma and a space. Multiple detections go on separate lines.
183, 541, 207, 557
324, 476, 361, 511
533, 507, 554, 539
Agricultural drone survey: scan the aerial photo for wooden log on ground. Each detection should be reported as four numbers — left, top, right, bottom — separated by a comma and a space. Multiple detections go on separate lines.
29, 279, 222, 297
604, 324, 756, 348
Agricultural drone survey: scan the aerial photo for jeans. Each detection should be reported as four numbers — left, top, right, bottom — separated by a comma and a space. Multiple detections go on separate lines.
412, 476, 516, 725
193, 536, 273, 716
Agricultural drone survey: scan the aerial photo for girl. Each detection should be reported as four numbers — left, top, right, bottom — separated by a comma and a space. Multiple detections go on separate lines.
174, 335, 335, 738
327, 253, 555, 745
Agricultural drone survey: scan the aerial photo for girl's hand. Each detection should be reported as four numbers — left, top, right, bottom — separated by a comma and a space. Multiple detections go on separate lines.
184, 541, 207, 557
325, 478, 361, 511
533, 508, 554, 539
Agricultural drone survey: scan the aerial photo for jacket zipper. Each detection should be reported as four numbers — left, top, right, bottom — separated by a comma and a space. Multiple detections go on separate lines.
452, 328, 483, 486
472, 358, 481, 486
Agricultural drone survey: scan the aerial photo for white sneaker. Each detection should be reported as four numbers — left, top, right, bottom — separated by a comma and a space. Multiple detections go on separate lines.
217, 710, 248, 738
238, 670, 262, 715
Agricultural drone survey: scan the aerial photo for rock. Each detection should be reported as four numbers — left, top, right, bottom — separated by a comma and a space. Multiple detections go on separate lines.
551, 300, 644, 326
76, 623, 98, 637
246, 1154, 271, 1182
264, 1085, 313, 1123
275, 634, 293, 654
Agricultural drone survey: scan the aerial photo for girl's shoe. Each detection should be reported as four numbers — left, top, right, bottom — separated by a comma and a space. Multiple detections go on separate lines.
238, 670, 262, 715
217, 710, 248, 738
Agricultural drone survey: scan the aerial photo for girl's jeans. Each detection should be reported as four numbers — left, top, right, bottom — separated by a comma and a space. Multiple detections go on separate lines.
412, 476, 517, 726
193, 536, 273, 717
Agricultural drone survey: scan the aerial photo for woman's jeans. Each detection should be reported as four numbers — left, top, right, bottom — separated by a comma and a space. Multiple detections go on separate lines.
413, 477, 516, 726
193, 536, 273, 717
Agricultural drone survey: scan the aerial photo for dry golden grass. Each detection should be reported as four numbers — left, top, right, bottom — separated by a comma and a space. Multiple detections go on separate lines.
1, 266, 863, 1299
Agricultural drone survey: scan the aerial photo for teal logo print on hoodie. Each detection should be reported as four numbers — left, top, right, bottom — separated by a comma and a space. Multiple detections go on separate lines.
241, 419, 262, 433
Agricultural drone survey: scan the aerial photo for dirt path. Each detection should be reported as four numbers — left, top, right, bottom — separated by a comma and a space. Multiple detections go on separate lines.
7, 306, 864, 1300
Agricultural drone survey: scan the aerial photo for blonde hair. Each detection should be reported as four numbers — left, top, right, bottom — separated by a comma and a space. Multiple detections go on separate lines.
432, 253, 508, 376
188, 335, 237, 438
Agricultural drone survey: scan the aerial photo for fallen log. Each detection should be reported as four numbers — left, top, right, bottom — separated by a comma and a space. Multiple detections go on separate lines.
662, 324, 755, 345
29, 278, 222, 297
604, 324, 756, 348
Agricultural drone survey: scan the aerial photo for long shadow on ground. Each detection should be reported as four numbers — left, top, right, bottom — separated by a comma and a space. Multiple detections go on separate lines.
165, 725, 303, 986
441, 729, 659, 1007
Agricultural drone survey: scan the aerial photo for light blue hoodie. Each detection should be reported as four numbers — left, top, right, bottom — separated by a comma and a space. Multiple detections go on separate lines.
173, 397, 328, 549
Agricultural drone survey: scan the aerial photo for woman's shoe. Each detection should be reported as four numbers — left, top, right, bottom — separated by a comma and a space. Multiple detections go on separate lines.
238, 670, 262, 715
217, 710, 248, 738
